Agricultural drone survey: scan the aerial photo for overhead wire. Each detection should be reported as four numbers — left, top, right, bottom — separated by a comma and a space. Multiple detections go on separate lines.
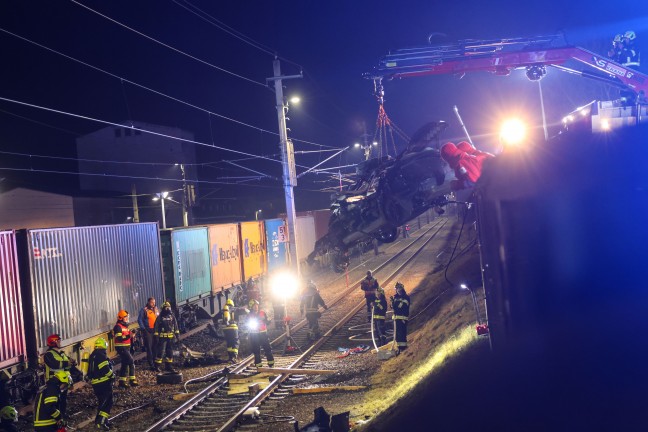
69, 0, 267, 88
0, 27, 339, 149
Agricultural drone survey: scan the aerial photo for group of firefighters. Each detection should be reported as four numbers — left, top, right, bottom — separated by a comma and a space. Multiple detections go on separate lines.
24, 273, 410, 431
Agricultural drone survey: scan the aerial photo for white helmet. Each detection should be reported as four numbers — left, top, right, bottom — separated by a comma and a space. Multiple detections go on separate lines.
624, 30, 636, 41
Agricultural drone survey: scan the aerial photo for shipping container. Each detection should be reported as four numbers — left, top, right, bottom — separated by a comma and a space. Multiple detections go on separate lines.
295, 216, 317, 263
160, 227, 211, 305
17, 223, 164, 357
207, 223, 243, 293
239, 221, 266, 281
308, 209, 331, 241
264, 218, 288, 272
0, 231, 26, 370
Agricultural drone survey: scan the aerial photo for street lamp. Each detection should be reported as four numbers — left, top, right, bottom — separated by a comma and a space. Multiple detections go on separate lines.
152, 191, 170, 229
255, 209, 263, 221
460, 283, 489, 335
270, 271, 300, 353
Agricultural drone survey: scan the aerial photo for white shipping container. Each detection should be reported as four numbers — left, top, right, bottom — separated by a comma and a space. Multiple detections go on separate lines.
295, 216, 316, 263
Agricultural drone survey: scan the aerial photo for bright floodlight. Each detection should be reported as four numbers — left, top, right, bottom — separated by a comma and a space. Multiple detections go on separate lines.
354, 143, 361, 148
161, 191, 169, 199
270, 271, 299, 299
372, 141, 378, 146
289, 96, 301, 104
500, 118, 527, 146
152, 197, 159, 201
601, 119, 611, 131
460, 283, 469, 290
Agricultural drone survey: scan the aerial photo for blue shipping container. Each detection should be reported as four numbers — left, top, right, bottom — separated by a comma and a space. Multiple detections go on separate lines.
265, 218, 288, 272
161, 227, 211, 305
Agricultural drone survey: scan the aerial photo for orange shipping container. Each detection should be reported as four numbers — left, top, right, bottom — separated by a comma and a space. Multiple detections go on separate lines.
239, 221, 266, 281
208, 224, 243, 293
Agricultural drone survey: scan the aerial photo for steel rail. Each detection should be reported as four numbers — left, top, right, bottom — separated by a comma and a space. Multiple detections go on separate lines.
145, 218, 446, 432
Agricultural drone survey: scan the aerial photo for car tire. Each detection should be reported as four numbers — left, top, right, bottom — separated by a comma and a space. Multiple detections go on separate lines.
156, 372, 183, 385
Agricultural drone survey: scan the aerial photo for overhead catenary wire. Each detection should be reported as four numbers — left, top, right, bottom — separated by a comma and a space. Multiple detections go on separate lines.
0, 27, 338, 150
69, 0, 267, 88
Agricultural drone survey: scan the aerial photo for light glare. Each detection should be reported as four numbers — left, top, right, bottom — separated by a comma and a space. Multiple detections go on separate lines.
500, 118, 527, 146
270, 271, 299, 299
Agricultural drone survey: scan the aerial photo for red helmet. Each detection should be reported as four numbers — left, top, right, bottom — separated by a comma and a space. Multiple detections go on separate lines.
47, 334, 61, 347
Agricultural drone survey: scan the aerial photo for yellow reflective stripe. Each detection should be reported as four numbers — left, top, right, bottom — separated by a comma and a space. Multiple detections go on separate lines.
393, 315, 408, 320
114, 342, 131, 346
397, 299, 410, 305
373, 315, 385, 319
115, 333, 123, 337
91, 375, 112, 384
99, 411, 109, 418
52, 409, 61, 418
98, 360, 109, 369
44, 396, 58, 403
35, 419, 57, 426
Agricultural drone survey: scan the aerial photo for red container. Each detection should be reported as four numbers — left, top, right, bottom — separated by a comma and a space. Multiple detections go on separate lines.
0, 231, 26, 370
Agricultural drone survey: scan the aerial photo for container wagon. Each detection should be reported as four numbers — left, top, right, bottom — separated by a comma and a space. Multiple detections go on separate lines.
0, 231, 26, 374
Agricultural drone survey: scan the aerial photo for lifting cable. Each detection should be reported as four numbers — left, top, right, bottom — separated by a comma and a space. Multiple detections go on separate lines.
372, 78, 410, 158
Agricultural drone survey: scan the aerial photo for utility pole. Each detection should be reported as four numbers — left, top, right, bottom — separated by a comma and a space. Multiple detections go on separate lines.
180, 163, 189, 227
268, 59, 302, 275
131, 184, 140, 223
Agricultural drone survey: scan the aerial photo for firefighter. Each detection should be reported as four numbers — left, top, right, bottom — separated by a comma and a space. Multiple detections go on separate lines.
391, 282, 410, 353
608, 34, 624, 62
621, 30, 640, 69
300, 280, 328, 340
373, 287, 388, 346
137, 297, 159, 370
88, 337, 114, 430
33, 370, 69, 432
0, 383, 18, 432
360, 271, 379, 322
222, 298, 240, 363
113, 310, 138, 388
153, 302, 180, 373
246, 278, 261, 303
247, 300, 275, 368
43, 334, 72, 419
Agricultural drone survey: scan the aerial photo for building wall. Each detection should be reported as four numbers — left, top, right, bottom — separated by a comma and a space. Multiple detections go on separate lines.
0, 188, 74, 229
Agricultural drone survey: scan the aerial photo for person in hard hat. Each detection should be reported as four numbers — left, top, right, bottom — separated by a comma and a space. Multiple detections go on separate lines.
33, 370, 69, 432
247, 300, 275, 368
608, 34, 624, 62
137, 297, 159, 371
87, 338, 114, 431
246, 278, 261, 303
373, 287, 388, 346
0, 382, 19, 432
390, 282, 410, 354
113, 310, 138, 387
153, 302, 180, 373
361, 271, 380, 323
299, 280, 328, 340
43, 334, 73, 419
222, 298, 242, 363
620, 30, 640, 69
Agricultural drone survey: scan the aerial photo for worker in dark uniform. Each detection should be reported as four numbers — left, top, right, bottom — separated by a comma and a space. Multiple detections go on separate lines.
608, 34, 624, 62
246, 278, 261, 303
43, 334, 72, 419
222, 299, 240, 363
113, 310, 138, 387
373, 287, 388, 346
247, 300, 275, 368
391, 282, 410, 354
153, 302, 180, 373
361, 271, 379, 322
137, 297, 159, 371
88, 337, 114, 431
0, 382, 19, 432
300, 280, 328, 340
33, 370, 69, 432
621, 30, 640, 69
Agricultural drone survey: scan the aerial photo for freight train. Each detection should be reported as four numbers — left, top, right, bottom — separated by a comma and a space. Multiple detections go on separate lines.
0, 211, 329, 397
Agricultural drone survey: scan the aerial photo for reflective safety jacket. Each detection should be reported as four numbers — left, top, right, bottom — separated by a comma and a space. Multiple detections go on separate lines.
361, 277, 379, 298
373, 296, 388, 320
33, 381, 62, 428
392, 292, 410, 321
154, 312, 180, 339
113, 321, 132, 347
138, 306, 159, 331
247, 310, 270, 333
88, 348, 114, 385
223, 305, 241, 329
300, 288, 326, 314
44, 348, 70, 380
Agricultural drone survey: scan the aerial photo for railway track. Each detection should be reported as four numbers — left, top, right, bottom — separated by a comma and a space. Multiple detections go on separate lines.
145, 218, 449, 432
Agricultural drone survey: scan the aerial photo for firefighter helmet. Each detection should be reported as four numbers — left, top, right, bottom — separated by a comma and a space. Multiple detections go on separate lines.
249, 299, 260, 308
395, 282, 405, 291
117, 310, 129, 320
624, 30, 636, 41
226, 299, 235, 307
94, 337, 108, 349
0, 406, 17, 421
366, 270, 372, 277
53, 370, 71, 385
162, 301, 171, 309
46, 334, 61, 347
613, 34, 622, 43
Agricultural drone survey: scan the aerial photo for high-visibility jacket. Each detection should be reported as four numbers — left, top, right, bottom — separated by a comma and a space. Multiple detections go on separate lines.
223, 305, 239, 329
138, 306, 159, 331
43, 348, 70, 380
113, 321, 132, 347
300, 288, 326, 314
88, 348, 114, 385
248, 310, 270, 333
33, 382, 62, 428
154, 312, 180, 339
361, 277, 379, 298
373, 296, 388, 320
392, 292, 410, 321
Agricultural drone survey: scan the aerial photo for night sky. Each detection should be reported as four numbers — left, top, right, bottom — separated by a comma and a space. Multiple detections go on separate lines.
1, 0, 646, 216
